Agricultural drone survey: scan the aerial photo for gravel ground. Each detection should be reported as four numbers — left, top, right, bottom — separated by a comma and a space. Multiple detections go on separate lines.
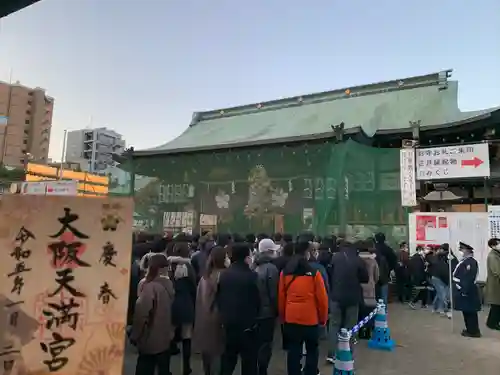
122, 303, 500, 375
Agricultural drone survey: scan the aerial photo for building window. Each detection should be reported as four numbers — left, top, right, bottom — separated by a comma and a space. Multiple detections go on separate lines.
23, 139, 28, 145
26, 109, 31, 115
25, 119, 30, 125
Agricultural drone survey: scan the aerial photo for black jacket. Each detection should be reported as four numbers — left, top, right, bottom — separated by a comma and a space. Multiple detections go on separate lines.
375, 252, 390, 285
273, 255, 292, 273
428, 253, 455, 285
329, 247, 369, 307
216, 261, 261, 329
168, 257, 197, 326
374, 240, 397, 272
409, 253, 427, 285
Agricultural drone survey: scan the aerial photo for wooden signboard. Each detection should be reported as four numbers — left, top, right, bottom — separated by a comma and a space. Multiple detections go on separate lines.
0, 196, 133, 375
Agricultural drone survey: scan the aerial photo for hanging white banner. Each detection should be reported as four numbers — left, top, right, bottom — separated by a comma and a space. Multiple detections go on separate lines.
400, 149, 417, 206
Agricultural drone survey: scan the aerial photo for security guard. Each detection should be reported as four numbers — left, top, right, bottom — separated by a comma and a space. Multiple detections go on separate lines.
452, 242, 481, 338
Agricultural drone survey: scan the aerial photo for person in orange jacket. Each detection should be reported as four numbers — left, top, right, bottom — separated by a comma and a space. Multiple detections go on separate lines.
278, 241, 328, 375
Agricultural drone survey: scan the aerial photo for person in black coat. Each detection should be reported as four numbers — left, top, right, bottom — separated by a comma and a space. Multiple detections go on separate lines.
409, 246, 429, 308
374, 233, 397, 306
216, 242, 261, 375
168, 242, 197, 375
395, 242, 411, 303
453, 242, 482, 338
327, 242, 369, 361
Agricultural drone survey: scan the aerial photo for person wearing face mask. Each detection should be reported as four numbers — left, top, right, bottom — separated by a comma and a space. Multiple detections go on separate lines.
253, 238, 280, 375
452, 242, 481, 338
485, 238, 500, 330
216, 242, 261, 375
427, 245, 452, 318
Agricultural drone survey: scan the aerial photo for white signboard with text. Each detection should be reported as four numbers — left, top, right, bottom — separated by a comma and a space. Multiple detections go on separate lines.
21, 180, 78, 196
488, 205, 500, 239
399, 149, 417, 206
408, 212, 489, 282
416, 143, 490, 180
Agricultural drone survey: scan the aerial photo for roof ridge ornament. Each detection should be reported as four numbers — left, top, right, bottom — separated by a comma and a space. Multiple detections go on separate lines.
438, 70, 452, 91
331, 121, 345, 142
409, 120, 421, 140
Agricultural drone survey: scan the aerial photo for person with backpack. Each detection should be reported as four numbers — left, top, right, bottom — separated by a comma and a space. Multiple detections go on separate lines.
168, 242, 197, 375
278, 241, 328, 375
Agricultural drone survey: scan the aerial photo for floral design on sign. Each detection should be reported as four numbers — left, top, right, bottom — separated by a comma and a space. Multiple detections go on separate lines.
215, 190, 230, 209
271, 188, 288, 208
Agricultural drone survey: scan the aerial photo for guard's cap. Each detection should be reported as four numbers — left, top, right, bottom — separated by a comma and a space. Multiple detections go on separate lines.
459, 242, 473, 251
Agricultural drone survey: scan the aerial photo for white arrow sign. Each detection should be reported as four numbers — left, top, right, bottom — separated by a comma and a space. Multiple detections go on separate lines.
416, 143, 490, 180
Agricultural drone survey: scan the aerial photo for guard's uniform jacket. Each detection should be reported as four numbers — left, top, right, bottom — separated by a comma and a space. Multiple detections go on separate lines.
452, 256, 481, 312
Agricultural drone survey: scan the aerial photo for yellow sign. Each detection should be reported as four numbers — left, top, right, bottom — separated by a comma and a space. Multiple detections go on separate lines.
0, 195, 133, 375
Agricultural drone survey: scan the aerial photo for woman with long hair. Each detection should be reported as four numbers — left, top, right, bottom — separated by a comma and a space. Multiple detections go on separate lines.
168, 242, 197, 375
130, 253, 175, 375
192, 246, 229, 375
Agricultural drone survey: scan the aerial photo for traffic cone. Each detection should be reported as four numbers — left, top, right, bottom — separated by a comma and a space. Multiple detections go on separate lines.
333, 328, 355, 375
368, 300, 395, 351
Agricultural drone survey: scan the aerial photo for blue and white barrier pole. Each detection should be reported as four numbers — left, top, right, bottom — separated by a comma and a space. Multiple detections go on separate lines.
333, 303, 380, 374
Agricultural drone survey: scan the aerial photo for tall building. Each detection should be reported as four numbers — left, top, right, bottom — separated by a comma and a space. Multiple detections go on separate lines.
0, 81, 53, 167
65, 127, 125, 172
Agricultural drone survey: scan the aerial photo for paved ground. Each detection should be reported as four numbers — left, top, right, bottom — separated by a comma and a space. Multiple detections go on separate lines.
123, 303, 500, 375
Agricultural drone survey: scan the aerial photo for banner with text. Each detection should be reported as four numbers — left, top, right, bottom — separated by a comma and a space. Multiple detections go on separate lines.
0, 196, 133, 375
408, 212, 489, 282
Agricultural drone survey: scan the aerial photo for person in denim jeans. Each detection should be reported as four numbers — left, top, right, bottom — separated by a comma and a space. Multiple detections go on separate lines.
427, 246, 452, 318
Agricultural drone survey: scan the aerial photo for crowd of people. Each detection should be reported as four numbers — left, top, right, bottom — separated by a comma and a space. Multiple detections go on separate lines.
126, 231, 500, 375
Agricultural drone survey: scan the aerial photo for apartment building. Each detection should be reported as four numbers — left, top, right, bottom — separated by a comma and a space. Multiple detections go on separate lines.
65, 127, 125, 172
0, 81, 53, 167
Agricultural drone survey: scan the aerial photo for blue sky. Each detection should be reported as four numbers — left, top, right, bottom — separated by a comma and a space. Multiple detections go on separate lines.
0, 0, 499, 160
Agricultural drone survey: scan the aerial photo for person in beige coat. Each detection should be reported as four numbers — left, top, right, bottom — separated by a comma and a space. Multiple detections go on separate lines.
130, 253, 175, 375
358, 241, 380, 339
485, 238, 500, 330
192, 246, 229, 375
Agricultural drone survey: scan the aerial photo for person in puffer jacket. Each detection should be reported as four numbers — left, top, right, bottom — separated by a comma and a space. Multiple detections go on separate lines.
254, 238, 280, 375
168, 243, 197, 375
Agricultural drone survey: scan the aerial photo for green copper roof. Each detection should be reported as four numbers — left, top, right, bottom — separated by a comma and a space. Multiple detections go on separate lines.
136, 70, 498, 156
